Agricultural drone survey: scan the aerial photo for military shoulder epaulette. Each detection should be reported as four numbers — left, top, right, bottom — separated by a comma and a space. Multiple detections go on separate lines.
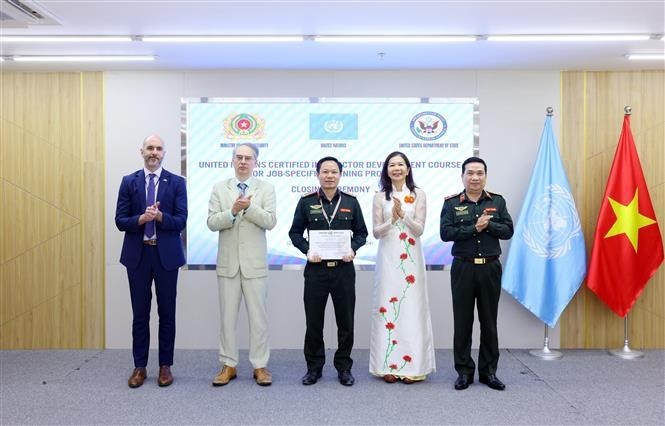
301, 191, 317, 198
444, 193, 460, 200
340, 190, 357, 198
486, 190, 502, 197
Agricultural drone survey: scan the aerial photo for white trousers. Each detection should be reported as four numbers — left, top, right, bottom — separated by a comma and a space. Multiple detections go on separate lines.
217, 273, 270, 369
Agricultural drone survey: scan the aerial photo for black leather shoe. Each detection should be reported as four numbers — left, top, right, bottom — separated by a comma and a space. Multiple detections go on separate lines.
338, 370, 355, 386
302, 370, 322, 385
454, 373, 473, 390
479, 374, 505, 391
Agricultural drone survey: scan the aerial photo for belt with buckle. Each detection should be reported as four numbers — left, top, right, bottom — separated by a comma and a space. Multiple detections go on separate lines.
143, 239, 157, 246
325, 261, 339, 268
455, 256, 499, 265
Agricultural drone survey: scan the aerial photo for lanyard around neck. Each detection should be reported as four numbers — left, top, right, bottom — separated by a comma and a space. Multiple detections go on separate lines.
319, 194, 342, 229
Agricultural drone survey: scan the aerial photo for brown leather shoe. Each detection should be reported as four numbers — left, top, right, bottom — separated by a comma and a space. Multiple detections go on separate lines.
128, 367, 147, 388
158, 365, 173, 387
212, 365, 237, 386
253, 368, 273, 386
383, 374, 398, 383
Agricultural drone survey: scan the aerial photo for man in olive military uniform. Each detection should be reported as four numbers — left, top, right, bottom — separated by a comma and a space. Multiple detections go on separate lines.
288, 156, 368, 387
440, 156, 513, 391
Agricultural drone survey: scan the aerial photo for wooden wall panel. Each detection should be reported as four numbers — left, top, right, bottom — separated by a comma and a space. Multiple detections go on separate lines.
561, 70, 665, 349
81, 72, 105, 348
0, 72, 104, 349
558, 71, 587, 347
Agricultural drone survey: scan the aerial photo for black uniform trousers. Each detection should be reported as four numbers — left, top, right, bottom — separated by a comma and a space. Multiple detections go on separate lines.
450, 258, 502, 377
303, 261, 356, 372
126, 244, 179, 368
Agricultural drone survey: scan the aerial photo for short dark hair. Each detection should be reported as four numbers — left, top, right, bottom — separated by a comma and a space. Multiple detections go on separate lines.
316, 156, 343, 173
462, 156, 487, 174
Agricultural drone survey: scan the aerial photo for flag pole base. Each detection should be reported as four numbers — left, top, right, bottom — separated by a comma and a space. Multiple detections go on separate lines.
609, 316, 644, 359
530, 324, 563, 360
529, 347, 563, 360
609, 344, 644, 359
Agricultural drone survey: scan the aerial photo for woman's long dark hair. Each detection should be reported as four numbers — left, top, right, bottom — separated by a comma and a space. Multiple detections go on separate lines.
379, 151, 417, 201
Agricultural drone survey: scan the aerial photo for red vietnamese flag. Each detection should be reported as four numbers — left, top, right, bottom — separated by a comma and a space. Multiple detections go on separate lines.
587, 114, 664, 317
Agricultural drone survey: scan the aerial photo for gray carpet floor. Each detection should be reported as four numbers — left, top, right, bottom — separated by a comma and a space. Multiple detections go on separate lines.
1, 349, 663, 425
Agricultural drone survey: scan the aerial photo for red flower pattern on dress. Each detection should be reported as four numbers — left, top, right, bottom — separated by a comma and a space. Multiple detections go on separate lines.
379, 306, 387, 314
380, 201, 421, 374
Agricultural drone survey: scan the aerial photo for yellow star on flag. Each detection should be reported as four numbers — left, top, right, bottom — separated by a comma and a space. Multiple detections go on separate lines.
604, 188, 656, 252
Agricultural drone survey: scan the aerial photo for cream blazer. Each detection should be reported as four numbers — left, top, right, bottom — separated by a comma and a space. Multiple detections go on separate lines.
207, 178, 276, 278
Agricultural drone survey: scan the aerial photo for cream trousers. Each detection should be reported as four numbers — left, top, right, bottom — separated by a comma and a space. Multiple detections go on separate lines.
217, 273, 270, 369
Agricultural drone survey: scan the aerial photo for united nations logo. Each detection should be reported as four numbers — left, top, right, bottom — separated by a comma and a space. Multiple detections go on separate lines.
523, 184, 583, 259
410, 111, 447, 141
223, 113, 265, 140
323, 120, 344, 134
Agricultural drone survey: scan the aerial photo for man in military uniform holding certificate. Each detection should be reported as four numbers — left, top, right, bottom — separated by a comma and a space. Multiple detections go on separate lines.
289, 156, 368, 387
440, 156, 513, 391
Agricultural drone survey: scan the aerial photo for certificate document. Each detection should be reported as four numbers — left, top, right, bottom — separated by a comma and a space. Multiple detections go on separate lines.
309, 230, 352, 259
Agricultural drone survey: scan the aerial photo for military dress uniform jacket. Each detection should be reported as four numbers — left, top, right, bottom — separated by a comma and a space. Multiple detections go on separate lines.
440, 190, 514, 258
289, 189, 368, 257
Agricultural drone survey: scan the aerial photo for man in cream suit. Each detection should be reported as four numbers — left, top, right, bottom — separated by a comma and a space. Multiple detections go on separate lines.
207, 143, 277, 386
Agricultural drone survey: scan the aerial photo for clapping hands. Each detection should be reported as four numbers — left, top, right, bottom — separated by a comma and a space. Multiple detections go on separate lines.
392, 197, 405, 223
232, 194, 252, 215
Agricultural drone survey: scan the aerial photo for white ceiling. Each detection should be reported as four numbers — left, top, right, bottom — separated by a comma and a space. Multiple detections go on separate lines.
1, 0, 664, 71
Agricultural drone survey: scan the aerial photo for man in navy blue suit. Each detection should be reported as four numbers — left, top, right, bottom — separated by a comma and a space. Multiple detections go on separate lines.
115, 134, 188, 388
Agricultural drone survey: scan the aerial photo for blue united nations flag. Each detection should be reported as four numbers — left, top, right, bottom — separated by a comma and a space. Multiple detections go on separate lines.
309, 113, 358, 140
501, 114, 586, 328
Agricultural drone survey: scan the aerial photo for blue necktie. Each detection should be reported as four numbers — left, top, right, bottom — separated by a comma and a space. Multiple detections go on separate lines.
238, 182, 248, 196
145, 173, 156, 238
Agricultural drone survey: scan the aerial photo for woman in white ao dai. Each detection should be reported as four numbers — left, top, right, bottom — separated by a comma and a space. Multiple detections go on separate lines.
369, 151, 435, 383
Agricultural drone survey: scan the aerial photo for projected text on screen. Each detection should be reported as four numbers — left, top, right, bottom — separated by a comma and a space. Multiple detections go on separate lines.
184, 98, 477, 268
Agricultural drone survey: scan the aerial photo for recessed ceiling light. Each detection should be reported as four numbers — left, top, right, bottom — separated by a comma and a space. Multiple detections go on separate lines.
11, 55, 156, 62
313, 35, 477, 43
0, 36, 133, 42
625, 53, 665, 60
141, 36, 304, 42
487, 34, 652, 42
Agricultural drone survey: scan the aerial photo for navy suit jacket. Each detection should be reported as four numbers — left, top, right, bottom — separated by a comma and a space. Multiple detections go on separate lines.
115, 168, 188, 271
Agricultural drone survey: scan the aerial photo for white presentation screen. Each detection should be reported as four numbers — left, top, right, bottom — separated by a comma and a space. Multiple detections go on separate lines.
184, 98, 477, 268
